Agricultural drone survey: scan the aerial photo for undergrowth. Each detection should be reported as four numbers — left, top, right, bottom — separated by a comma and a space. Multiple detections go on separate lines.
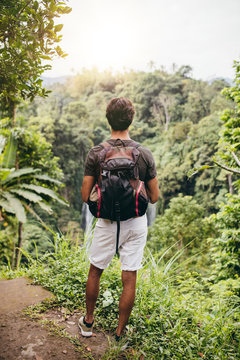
1, 234, 240, 359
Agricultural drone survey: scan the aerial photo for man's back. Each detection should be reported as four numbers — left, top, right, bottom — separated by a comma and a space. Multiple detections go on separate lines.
79, 97, 159, 341
84, 138, 157, 185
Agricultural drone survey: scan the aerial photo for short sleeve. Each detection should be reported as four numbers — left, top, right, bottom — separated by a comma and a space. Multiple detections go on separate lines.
84, 148, 97, 178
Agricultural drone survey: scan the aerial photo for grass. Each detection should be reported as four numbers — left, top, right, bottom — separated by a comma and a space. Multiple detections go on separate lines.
1, 233, 240, 359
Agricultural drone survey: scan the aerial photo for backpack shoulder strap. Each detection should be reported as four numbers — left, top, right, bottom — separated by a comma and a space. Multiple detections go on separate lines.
98, 139, 141, 164
100, 141, 112, 148
105, 139, 141, 149
128, 140, 141, 149
97, 142, 113, 163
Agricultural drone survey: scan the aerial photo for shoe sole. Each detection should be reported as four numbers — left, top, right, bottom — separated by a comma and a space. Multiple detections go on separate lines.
78, 321, 93, 337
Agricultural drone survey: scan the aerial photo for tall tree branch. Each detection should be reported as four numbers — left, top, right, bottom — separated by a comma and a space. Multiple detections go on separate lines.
213, 160, 240, 175
231, 150, 240, 167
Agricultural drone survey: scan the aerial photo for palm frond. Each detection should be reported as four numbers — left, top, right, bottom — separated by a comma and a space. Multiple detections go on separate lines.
34, 174, 62, 185
0, 135, 6, 155
1, 132, 17, 168
19, 184, 68, 206
10, 189, 43, 203
0, 198, 15, 214
24, 203, 53, 233
4, 192, 26, 223
37, 201, 53, 214
2, 168, 40, 184
0, 169, 12, 182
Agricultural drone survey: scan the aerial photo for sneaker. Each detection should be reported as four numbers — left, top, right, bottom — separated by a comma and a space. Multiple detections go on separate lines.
78, 316, 94, 337
115, 334, 121, 342
113, 334, 129, 351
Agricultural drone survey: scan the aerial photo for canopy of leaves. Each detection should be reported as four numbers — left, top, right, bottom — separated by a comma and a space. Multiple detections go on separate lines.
148, 194, 215, 266
210, 194, 240, 280
0, 0, 71, 112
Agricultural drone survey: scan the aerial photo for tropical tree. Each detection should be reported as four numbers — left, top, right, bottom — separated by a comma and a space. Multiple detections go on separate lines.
209, 61, 240, 282
148, 194, 215, 267
0, 0, 71, 122
187, 60, 240, 282
210, 194, 240, 281
0, 132, 67, 267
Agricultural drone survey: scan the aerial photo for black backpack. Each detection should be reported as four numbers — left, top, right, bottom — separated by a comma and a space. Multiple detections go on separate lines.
88, 139, 149, 254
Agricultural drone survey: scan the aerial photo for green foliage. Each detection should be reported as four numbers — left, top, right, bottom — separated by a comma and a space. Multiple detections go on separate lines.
28, 234, 88, 308
17, 128, 62, 180
0, 0, 71, 113
215, 60, 240, 183
210, 194, 240, 281
13, 236, 239, 360
22, 223, 51, 259
189, 61, 240, 183
155, 113, 226, 212
18, 66, 230, 222
1, 131, 17, 168
193, 61, 240, 284
148, 195, 215, 267
0, 131, 68, 265
0, 140, 66, 224
0, 217, 17, 265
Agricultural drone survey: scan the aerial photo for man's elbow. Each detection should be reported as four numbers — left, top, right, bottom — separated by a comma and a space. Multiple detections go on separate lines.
149, 189, 159, 204
149, 195, 159, 204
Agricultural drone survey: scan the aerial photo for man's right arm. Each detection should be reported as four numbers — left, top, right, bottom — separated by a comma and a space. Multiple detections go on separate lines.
146, 176, 159, 204
81, 175, 95, 203
81, 148, 97, 203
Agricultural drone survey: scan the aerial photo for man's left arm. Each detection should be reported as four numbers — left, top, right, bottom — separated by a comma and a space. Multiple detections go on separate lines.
146, 177, 159, 204
143, 148, 159, 203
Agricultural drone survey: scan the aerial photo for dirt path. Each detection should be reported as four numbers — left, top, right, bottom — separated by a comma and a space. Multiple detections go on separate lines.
0, 278, 109, 360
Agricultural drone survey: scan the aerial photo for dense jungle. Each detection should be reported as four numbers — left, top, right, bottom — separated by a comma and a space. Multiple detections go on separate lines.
0, 1, 239, 359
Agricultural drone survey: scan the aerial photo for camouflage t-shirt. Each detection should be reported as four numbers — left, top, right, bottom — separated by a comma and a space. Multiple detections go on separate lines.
84, 139, 157, 184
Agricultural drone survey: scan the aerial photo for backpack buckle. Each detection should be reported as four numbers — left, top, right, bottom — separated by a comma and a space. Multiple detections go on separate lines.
102, 170, 108, 177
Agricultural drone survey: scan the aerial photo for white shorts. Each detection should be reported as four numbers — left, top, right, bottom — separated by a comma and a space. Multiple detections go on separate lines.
89, 214, 148, 271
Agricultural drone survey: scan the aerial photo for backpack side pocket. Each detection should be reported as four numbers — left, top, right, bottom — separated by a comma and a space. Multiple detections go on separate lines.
135, 181, 149, 217
88, 184, 102, 218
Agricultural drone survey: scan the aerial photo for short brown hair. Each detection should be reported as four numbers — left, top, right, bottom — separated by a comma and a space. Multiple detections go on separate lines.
106, 97, 135, 131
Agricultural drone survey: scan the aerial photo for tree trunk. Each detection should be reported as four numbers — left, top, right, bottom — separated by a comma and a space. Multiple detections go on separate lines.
13, 103, 21, 268
227, 173, 233, 194
14, 222, 23, 268
11, 240, 15, 269
178, 233, 183, 249
158, 94, 172, 131
163, 103, 170, 131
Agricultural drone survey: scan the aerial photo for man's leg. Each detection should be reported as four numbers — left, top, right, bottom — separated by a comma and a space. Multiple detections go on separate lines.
85, 264, 103, 323
116, 270, 137, 336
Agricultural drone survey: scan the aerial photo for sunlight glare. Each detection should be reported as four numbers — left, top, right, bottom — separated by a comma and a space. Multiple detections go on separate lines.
82, 1, 139, 70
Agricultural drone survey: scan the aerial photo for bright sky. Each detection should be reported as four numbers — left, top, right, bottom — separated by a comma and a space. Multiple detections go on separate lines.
46, 0, 240, 80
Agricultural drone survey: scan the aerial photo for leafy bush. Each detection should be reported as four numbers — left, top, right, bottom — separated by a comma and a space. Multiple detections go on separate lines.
148, 195, 215, 270
210, 193, 240, 282
20, 235, 240, 360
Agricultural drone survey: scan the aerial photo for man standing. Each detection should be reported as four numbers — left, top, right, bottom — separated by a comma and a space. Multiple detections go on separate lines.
79, 97, 159, 340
